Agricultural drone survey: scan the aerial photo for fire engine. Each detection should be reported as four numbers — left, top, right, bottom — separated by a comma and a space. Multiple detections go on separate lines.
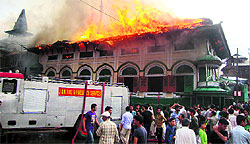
0, 72, 129, 139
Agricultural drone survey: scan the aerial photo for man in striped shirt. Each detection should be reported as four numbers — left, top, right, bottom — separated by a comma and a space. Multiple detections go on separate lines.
96, 111, 120, 144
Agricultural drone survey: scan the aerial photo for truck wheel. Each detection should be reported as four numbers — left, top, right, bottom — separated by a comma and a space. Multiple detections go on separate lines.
74, 119, 87, 140
0, 125, 2, 143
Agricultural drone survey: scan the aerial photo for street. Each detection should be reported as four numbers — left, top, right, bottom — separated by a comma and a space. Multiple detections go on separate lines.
0, 130, 158, 143
0, 130, 85, 144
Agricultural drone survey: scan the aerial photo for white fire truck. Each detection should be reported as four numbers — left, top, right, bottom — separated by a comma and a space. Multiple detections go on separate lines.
0, 72, 129, 139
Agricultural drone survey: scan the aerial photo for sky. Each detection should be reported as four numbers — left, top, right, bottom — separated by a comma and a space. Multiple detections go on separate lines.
0, 0, 250, 58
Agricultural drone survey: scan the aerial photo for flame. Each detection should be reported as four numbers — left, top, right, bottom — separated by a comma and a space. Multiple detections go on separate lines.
72, 1, 205, 43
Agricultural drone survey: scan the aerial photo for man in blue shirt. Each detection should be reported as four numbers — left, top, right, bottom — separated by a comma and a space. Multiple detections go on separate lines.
170, 105, 181, 127
119, 106, 133, 144
230, 115, 250, 144
130, 104, 136, 117
165, 118, 176, 144
83, 103, 100, 144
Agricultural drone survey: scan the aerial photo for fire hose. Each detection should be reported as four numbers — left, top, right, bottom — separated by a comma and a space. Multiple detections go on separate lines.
72, 82, 105, 144
72, 81, 88, 144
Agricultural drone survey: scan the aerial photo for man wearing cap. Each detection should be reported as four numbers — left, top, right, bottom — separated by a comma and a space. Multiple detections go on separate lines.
100, 106, 113, 123
96, 111, 120, 144
119, 106, 133, 144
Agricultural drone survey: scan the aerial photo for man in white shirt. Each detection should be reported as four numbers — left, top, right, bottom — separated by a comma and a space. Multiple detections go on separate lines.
175, 118, 196, 144
119, 106, 133, 144
228, 108, 237, 129
229, 115, 250, 144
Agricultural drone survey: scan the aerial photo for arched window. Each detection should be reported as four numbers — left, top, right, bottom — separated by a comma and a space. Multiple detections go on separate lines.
47, 71, 55, 78
80, 69, 91, 75
45, 68, 56, 78
176, 65, 193, 73
100, 69, 111, 75
61, 68, 72, 79
98, 69, 112, 83
62, 70, 71, 78
148, 66, 164, 75
79, 69, 91, 80
121, 67, 137, 76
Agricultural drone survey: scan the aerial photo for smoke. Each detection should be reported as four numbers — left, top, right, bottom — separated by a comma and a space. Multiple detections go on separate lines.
0, 37, 30, 52
28, 0, 92, 47
27, 0, 182, 47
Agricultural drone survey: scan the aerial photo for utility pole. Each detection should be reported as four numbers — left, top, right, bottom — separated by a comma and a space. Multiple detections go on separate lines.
248, 48, 250, 65
236, 48, 239, 102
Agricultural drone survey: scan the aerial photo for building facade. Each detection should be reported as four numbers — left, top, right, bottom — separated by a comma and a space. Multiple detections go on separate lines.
29, 23, 231, 106
222, 54, 250, 81
222, 54, 249, 102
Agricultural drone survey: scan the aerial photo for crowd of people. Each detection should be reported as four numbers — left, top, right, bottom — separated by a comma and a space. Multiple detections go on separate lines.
82, 103, 250, 144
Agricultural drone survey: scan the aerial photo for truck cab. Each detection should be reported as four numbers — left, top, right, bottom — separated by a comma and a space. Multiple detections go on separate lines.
0, 72, 24, 114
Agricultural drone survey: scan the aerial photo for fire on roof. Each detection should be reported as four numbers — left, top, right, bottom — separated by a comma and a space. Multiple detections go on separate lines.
28, 1, 230, 59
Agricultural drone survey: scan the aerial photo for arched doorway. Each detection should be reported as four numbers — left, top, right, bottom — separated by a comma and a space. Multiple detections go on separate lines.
120, 67, 138, 92
146, 65, 165, 92
175, 65, 194, 92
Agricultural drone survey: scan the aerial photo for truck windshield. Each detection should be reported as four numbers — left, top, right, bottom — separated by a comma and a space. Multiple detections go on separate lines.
2, 79, 17, 94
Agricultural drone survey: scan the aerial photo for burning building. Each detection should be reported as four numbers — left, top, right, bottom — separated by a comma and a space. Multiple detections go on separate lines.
27, 2, 232, 106
28, 20, 232, 106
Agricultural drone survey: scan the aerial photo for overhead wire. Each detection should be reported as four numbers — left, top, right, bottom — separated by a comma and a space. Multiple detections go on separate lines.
79, 0, 120, 22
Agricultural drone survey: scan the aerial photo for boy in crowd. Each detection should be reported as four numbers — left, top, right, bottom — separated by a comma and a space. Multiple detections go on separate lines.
165, 118, 176, 144
199, 121, 207, 144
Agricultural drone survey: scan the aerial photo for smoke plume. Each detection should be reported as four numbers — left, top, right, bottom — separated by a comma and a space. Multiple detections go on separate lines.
27, 0, 181, 47
28, 0, 91, 47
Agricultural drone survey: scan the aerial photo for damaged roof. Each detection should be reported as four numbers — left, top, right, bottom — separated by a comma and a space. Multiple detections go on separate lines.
28, 24, 231, 60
